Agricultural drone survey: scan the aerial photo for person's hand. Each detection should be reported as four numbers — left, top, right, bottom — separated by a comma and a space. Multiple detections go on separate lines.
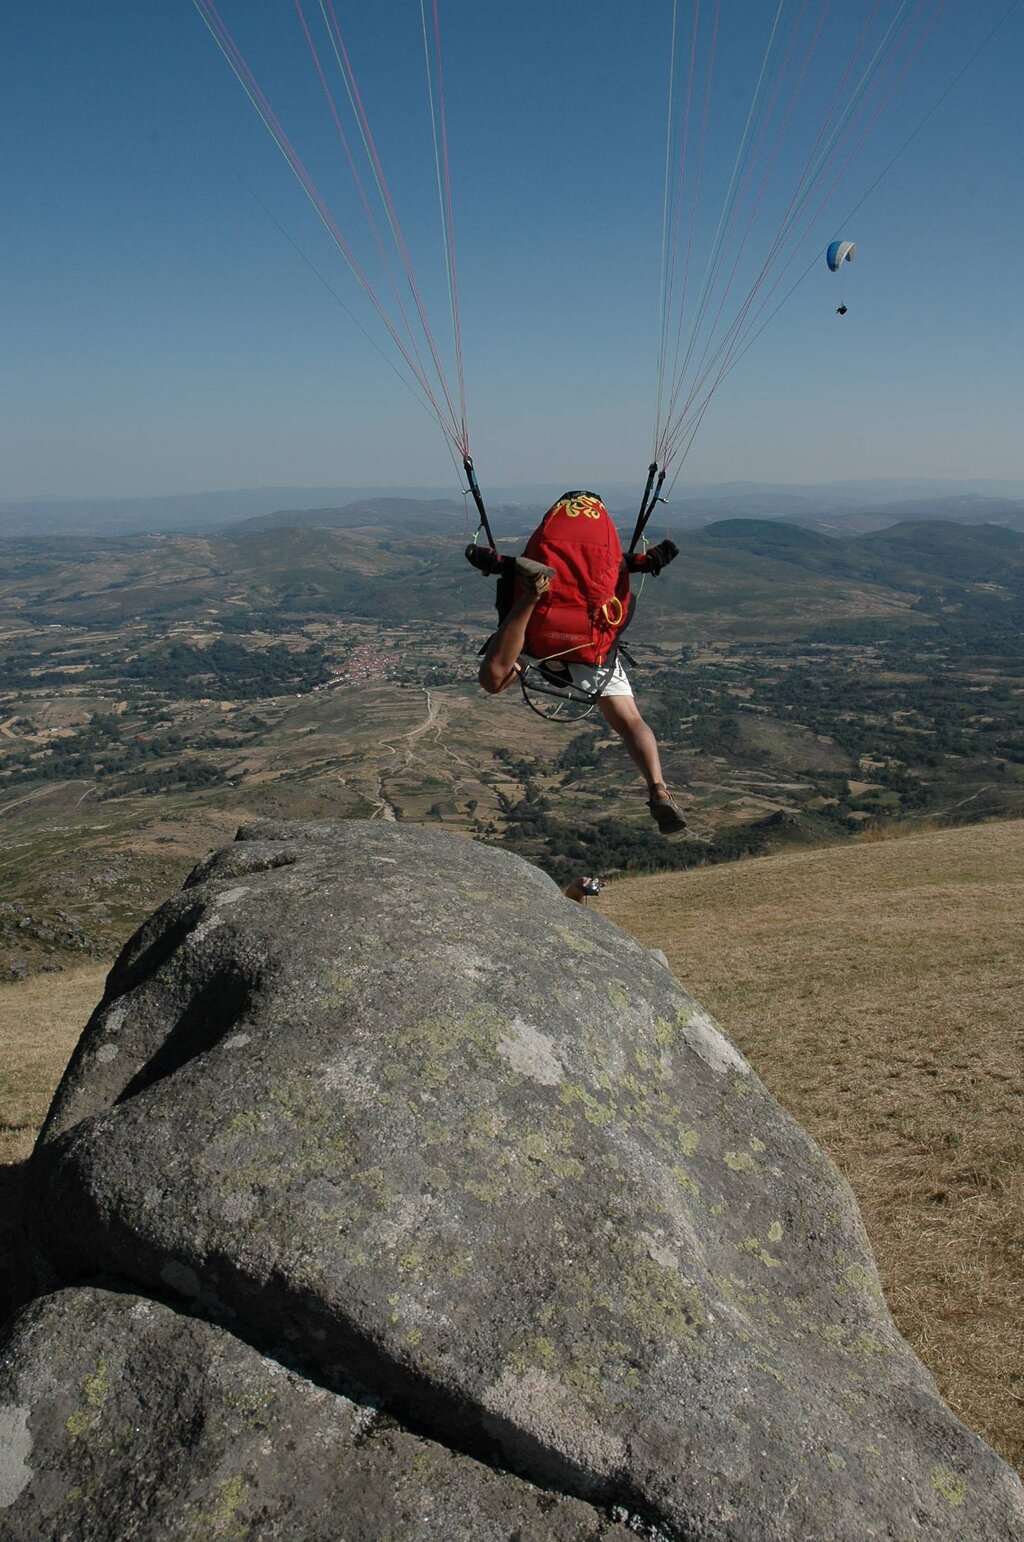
646, 539, 679, 575
465, 543, 501, 575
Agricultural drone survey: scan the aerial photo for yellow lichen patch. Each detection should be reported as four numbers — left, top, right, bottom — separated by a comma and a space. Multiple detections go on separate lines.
323, 971, 354, 998
463, 1174, 504, 1204
767, 1221, 784, 1243
191, 1473, 249, 1541
654, 1017, 679, 1050
607, 980, 630, 1014
821, 1325, 891, 1359
739, 1236, 781, 1270
932, 1466, 967, 1506
225, 1110, 261, 1137
842, 1261, 884, 1303
619, 1250, 706, 1341
390, 1007, 499, 1089
678, 1127, 699, 1157
532, 1337, 558, 1369
671, 1164, 700, 1198
352, 1166, 392, 1209
66, 1359, 109, 1437
507, 1336, 558, 1378
553, 923, 598, 956
724, 1151, 755, 1173
565, 1361, 603, 1401
522, 1127, 585, 1182
445, 1249, 473, 1280
422, 1164, 451, 1193
749, 1136, 766, 1154
824, 1451, 847, 1472
467, 1106, 506, 1140
558, 1082, 615, 1128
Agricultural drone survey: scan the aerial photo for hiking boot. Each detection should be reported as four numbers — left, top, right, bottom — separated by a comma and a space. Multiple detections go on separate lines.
515, 556, 556, 597
648, 784, 687, 835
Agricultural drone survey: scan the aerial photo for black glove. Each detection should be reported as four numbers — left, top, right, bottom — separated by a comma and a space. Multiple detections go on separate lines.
645, 539, 679, 576
465, 543, 503, 576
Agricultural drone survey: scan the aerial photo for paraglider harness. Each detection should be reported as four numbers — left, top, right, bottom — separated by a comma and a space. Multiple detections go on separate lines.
467, 458, 668, 722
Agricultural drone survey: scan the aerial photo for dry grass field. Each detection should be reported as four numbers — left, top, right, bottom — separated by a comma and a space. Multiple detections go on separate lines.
602, 818, 1024, 1473
1, 820, 1021, 1476
0, 963, 107, 1166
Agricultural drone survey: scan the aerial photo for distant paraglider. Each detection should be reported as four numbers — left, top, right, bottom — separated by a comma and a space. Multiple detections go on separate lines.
827, 240, 856, 315
826, 239, 857, 271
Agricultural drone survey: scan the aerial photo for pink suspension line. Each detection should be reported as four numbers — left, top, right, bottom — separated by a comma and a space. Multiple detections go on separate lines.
291, 0, 434, 403
662, 0, 835, 463
715, 0, 1008, 419
660, 0, 937, 471
659, 0, 822, 462
664, 0, 949, 479
661, 0, 721, 460
707, 0, 948, 404
319, 0, 467, 454
428, 0, 469, 447
654, 0, 704, 455
192, 0, 467, 456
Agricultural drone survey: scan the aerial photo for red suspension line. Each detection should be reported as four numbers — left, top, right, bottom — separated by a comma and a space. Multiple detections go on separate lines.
664, 0, 946, 469
194, 0, 463, 450
319, 0, 466, 453
660, 0, 820, 460
430, 0, 468, 446
662, 0, 932, 464
655, 0, 703, 453
661, 0, 891, 459
661, 0, 721, 458
292, 0, 434, 399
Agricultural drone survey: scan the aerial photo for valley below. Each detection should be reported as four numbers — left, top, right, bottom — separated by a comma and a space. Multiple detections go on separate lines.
2, 506, 1023, 981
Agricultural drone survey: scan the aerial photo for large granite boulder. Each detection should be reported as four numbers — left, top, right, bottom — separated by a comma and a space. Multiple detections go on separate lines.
0, 1287, 630, 1541
19, 821, 1024, 1539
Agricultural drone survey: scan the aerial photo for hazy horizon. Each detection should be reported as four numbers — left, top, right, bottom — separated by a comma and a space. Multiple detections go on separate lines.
4, 472, 1024, 511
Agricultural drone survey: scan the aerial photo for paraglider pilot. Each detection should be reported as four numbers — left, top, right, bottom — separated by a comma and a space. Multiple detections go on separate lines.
466, 494, 686, 835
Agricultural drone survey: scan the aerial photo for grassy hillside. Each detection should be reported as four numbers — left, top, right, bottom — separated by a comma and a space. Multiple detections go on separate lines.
601, 818, 1024, 1473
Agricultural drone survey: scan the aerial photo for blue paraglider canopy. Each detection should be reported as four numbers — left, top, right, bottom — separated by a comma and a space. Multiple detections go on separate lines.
826, 239, 856, 271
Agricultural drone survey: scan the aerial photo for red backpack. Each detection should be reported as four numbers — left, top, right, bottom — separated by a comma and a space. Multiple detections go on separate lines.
520, 491, 631, 666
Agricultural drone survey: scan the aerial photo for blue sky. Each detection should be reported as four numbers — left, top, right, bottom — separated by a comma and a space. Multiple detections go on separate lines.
1, 1, 1021, 501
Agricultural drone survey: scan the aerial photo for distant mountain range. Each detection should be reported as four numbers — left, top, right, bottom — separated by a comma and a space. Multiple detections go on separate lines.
4, 512, 1023, 638
2, 478, 1024, 540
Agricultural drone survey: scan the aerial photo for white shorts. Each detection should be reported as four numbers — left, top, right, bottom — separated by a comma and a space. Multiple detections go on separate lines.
519, 654, 633, 698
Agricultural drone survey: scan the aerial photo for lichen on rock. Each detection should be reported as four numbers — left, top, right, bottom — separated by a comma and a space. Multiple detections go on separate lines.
10, 819, 1024, 1540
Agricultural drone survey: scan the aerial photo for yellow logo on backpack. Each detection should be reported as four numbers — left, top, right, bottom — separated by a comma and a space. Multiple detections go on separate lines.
559, 494, 604, 521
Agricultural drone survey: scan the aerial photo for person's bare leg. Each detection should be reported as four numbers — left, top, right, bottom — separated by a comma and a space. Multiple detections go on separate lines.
599, 694, 686, 831
598, 695, 664, 788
